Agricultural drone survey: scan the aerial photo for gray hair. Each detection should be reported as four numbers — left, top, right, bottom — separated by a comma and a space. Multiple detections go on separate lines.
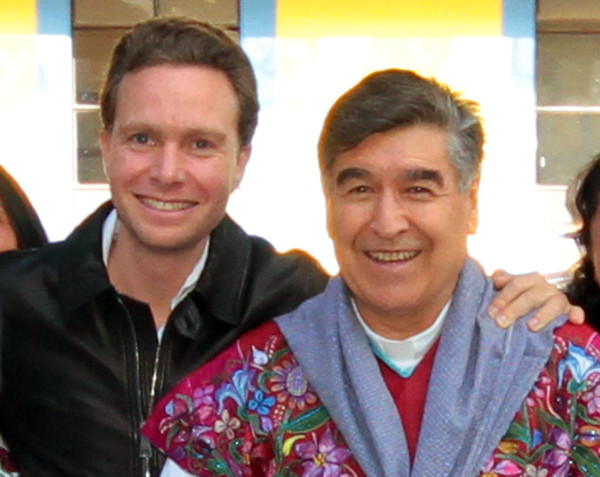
318, 69, 484, 192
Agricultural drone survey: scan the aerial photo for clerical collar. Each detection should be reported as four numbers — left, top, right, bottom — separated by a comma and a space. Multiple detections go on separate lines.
101, 208, 210, 312
351, 297, 450, 378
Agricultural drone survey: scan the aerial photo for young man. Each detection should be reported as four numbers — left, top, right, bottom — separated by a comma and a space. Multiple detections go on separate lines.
0, 18, 328, 477
0, 19, 579, 477
144, 69, 599, 476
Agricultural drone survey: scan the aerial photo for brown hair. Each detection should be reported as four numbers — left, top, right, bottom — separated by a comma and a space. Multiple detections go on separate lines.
100, 17, 258, 146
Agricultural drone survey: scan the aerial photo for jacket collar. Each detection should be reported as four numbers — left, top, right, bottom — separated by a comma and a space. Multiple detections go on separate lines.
59, 201, 253, 327
190, 215, 252, 326
59, 201, 115, 312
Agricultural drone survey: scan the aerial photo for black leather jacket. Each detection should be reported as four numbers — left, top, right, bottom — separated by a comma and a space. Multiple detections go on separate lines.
0, 202, 329, 477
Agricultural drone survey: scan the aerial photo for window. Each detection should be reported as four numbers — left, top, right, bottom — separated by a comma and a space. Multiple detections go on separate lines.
536, 0, 600, 186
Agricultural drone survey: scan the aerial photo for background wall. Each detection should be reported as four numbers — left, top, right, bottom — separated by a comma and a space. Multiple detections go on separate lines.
0, 0, 581, 276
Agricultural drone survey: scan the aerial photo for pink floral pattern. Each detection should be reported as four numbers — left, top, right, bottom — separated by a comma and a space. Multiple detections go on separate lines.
483, 324, 600, 476
143, 321, 600, 477
143, 321, 363, 476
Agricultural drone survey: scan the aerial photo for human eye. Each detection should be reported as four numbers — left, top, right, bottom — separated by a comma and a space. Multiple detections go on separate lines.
340, 183, 374, 199
193, 138, 215, 150
349, 185, 371, 195
130, 133, 152, 146
408, 185, 431, 194
405, 184, 436, 200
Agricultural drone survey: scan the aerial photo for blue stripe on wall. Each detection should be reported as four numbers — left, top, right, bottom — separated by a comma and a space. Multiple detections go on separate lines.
37, 0, 71, 35
503, 0, 535, 38
240, 0, 276, 38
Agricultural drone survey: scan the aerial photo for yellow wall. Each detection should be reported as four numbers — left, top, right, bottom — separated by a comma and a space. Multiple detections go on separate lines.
0, 0, 37, 34
277, 0, 503, 37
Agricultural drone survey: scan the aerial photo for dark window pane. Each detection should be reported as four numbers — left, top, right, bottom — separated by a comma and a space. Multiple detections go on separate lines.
74, 0, 152, 27
537, 112, 600, 185
160, 0, 237, 25
77, 110, 107, 184
74, 29, 128, 105
537, 33, 600, 106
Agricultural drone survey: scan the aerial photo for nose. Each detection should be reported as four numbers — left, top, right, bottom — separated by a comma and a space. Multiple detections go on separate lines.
150, 143, 186, 184
370, 190, 410, 239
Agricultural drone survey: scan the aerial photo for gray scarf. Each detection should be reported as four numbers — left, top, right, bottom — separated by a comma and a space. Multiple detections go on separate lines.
277, 258, 564, 477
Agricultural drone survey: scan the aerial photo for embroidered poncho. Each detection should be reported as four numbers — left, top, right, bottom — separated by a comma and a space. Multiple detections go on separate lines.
143, 259, 600, 476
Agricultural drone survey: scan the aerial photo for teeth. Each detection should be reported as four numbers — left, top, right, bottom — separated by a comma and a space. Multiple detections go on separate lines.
142, 198, 192, 211
368, 250, 419, 262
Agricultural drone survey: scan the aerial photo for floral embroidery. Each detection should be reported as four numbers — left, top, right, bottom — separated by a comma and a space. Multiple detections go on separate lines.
214, 410, 241, 440
483, 331, 600, 476
270, 359, 318, 411
295, 427, 353, 477
143, 323, 362, 476
143, 322, 600, 477
583, 383, 600, 416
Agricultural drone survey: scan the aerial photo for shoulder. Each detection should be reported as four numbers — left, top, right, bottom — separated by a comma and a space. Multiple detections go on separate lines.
213, 215, 328, 283
200, 320, 290, 378
0, 243, 62, 284
202, 216, 330, 322
0, 205, 108, 305
238, 224, 329, 289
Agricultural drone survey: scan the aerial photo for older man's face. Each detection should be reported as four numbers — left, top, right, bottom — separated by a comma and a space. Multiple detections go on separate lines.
325, 124, 478, 339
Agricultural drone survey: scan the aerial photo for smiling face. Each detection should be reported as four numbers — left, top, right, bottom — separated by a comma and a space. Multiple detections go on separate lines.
100, 64, 250, 258
325, 124, 478, 339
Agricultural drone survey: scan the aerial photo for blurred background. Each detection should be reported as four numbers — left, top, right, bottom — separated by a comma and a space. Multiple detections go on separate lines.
0, 0, 593, 276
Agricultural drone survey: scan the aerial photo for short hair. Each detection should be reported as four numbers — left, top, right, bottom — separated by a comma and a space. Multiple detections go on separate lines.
100, 17, 258, 146
566, 153, 600, 323
0, 165, 48, 249
318, 69, 484, 192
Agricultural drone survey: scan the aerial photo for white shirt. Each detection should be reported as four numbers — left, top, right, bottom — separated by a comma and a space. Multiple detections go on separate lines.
101, 209, 210, 339
353, 298, 450, 377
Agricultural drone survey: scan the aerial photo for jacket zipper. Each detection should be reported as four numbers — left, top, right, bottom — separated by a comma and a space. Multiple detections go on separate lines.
117, 295, 162, 477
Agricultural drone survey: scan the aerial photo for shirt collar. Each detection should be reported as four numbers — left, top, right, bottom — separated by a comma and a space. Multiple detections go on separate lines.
101, 209, 209, 312
352, 298, 450, 376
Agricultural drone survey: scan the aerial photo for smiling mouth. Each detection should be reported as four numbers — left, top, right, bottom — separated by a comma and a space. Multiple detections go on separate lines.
367, 250, 420, 263
139, 197, 195, 211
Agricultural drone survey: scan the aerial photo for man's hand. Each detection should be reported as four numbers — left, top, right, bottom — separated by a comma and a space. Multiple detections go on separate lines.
488, 269, 585, 331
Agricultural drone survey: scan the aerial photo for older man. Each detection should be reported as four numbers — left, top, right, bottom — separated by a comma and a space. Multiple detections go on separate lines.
144, 69, 600, 477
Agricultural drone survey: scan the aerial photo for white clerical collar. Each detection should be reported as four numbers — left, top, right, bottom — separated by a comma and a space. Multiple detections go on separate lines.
101, 209, 210, 312
352, 297, 450, 378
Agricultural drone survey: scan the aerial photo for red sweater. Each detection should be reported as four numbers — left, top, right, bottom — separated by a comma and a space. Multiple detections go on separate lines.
377, 340, 440, 462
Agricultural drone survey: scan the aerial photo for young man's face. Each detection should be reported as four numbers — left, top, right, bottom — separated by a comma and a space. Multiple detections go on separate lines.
100, 64, 250, 256
325, 124, 478, 339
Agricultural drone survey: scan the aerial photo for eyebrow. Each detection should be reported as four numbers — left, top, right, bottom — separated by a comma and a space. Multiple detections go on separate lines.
405, 168, 444, 187
334, 167, 370, 186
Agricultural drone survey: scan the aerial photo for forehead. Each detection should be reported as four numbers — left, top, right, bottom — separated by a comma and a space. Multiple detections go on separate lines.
115, 64, 239, 123
328, 125, 457, 184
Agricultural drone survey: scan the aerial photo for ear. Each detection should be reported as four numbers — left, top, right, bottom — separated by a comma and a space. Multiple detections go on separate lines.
233, 144, 252, 189
99, 129, 112, 174
467, 179, 479, 235
323, 181, 335, 239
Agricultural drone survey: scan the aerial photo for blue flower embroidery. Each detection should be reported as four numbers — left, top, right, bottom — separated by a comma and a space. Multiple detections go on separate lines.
558, 342, 600, 390
248, 389, 276, 415
215, 366, 256, 413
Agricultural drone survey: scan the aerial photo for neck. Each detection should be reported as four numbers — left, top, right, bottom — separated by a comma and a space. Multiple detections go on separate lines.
107, 233, 207, 329
357, 298, 451, 341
